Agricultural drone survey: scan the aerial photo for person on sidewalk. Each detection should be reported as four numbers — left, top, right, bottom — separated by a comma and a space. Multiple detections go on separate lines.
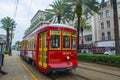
0, 54, 7, 74
0, 45, 7, 75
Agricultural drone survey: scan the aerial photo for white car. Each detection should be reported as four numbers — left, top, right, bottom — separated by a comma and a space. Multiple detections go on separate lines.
104, 50, 115, 55
80, 49, 93, 54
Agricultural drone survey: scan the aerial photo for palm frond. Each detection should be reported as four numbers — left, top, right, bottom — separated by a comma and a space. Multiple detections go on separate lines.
44, 0, 73, 24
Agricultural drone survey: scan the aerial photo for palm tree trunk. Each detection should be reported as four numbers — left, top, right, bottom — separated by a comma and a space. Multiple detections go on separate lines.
6, 29, 9, 51
81, 27, 84, 47
77, 16, 80, 52
112, 0, 120, 55
57, 15, 61, 23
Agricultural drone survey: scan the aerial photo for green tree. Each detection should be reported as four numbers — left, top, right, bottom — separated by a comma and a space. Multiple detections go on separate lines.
74, 17, 91, 46
14, 41, 20, 50
0, 17, 16, 51
111, 0, 119, 55
65, 0, 100, 52
45, 0, 74, 24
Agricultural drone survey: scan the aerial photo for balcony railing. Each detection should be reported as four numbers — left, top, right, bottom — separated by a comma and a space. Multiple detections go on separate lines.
101, 36, 112, 41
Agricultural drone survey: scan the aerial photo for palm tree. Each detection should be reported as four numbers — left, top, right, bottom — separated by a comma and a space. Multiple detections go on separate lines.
74, 17, 91, 47
45, 0, 74, 24
0, 17, 16, 52
101, 0, 120, 55
111, 0, 120, 55
65, 0, 100, 52
80, 18, 91, 46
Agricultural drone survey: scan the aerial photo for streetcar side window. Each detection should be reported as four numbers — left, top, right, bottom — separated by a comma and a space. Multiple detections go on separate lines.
63, 36, 70, 48
72, 33, 76, 50
50, 35, 60, 48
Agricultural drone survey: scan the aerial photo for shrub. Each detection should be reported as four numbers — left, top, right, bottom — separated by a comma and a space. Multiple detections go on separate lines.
4, 50, 9, 54
78, 54, 120, 67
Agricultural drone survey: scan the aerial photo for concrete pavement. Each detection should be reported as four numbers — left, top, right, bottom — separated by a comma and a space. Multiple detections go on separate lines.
0, 52, 34, 80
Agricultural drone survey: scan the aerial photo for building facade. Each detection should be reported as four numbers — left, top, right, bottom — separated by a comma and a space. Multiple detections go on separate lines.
94, 0, 120, 47
0, 34, 6, 41
81, 16, 95, 46
117, 0, 120, 34
94, 1, 114, 47
31, 10, 45, 24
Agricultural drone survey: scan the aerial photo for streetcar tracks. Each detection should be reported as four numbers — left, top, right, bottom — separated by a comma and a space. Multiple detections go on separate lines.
47, 75, 57, 80
47, 71, 89, 80
78, 65, 120, 77
71, 73, 90, 80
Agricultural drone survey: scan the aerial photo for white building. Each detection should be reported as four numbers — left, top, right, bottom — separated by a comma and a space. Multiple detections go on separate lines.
0, 34, 6, 41
117, 0, 120, 33
81, 16, 95, 46
94, 0, 120, 47
31, 10, 45, 24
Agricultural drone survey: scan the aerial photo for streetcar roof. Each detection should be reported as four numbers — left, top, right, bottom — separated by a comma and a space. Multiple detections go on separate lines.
48, 24, 76, 30
23, 23, 76, 39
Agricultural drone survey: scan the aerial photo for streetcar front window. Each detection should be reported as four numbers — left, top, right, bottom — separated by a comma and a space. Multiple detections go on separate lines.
63, 36, 70, 48
50, 35, 60, 48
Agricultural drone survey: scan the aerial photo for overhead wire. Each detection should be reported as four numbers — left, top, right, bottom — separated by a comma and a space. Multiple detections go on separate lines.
28, 0, 33, 21
13, 0, 19, 19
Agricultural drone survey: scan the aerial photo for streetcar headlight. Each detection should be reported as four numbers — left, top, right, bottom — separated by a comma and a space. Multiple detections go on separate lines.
66, 56, 70, 60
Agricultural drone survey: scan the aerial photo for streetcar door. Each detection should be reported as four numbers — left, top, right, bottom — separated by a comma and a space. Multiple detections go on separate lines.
38, 32, 47, 68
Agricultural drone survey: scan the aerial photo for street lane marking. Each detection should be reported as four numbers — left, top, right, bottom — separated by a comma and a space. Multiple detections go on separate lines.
16, 55, 38, 80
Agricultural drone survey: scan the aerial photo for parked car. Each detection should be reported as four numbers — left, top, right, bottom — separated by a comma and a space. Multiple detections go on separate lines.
104, 50, 115, 55
79, 49, 93, 54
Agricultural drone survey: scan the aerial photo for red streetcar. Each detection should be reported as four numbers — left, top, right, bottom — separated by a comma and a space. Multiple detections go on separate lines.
20, 21, 78, 74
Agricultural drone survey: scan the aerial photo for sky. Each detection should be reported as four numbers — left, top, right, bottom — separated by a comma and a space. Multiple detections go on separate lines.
0, 0, 54, 45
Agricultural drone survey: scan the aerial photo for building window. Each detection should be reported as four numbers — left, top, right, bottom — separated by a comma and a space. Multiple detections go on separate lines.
107, 20, 110, 28
106, 1, 110, 7
101, 22, 104, 29
101, 32, 105, 40
100, 12, 104, 19
84, 35, 92, 41
106, 10, 110, 17
107, 31, 111, 40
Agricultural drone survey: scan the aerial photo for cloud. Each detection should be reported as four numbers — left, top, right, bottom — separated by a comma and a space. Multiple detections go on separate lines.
0, 1, 14, 19
0, 0, 55, 45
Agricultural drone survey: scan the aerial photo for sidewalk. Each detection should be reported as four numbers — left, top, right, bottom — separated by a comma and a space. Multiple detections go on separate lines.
0, 52, 33, 80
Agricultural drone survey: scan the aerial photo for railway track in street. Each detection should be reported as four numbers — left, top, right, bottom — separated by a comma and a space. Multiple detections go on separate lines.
76, 62, 120, 80
18, 55, 87, 80
78, 66, 120, 77
77, 63, 120, 77
47, 71, 89, 80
